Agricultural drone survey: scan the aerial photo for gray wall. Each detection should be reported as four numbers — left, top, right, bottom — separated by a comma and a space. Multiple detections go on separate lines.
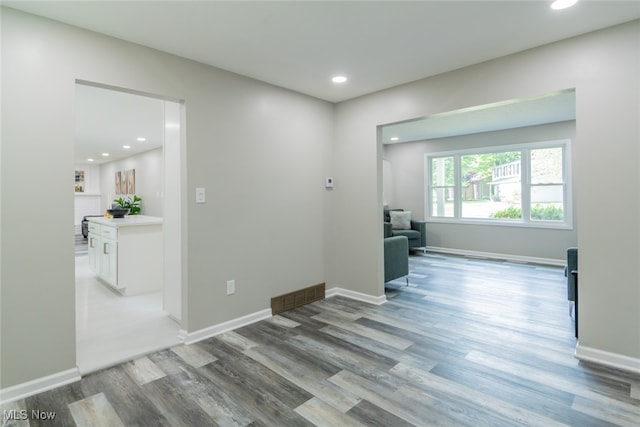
1, 8, 332, 388
383, 121, 577, 261
330, 21, 639, 362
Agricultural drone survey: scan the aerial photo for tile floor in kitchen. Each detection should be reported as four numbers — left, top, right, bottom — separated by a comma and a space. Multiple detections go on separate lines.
75, 253, 180, 374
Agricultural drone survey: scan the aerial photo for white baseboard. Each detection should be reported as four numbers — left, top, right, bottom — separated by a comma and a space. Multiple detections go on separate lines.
179, 289, 387, 346
0, 367, 81, 405
178, 308, 273, 345
326, 287, 387, 305
575, 343, 640, 374
426, 246, 565, 267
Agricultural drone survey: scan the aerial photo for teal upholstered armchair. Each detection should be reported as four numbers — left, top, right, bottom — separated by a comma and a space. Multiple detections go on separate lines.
384, 209, 426, 252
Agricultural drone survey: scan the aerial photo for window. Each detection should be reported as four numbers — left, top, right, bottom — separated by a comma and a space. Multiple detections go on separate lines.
426, 140, 571, 228
430, 156, 455, 218
529, 147, 564, 222
461, 151, 521, 220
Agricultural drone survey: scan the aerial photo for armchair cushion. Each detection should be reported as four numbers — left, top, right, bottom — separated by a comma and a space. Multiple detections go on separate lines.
391, 229, 421, 242
390, 210, 412, 230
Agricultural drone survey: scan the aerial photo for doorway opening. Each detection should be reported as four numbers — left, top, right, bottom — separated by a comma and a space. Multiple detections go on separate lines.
74, 82, 184, 374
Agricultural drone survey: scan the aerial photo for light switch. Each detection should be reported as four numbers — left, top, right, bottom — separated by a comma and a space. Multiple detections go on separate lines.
195, 187, 206, 203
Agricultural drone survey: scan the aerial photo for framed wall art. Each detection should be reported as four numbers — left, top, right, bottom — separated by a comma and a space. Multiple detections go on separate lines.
115, 171, 122, 194
126, 169, 135, 194
75, 170, 85, 193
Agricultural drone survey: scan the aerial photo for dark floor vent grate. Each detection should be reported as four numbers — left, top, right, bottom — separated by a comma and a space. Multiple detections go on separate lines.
271, 283, 325, 315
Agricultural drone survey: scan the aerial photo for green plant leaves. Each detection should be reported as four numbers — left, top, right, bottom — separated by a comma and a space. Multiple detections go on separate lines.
113, 195, 142, 215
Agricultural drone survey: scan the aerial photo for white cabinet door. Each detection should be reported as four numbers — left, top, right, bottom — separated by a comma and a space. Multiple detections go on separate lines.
98, 224, 119, 288
100, 237, 118, 288
87, 223, 100, 273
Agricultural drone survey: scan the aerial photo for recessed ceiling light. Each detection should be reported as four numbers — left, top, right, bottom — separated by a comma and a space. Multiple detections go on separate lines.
137, 137, 146, 142
332, 76, 347, 84
390, 137, 399, 142
87, 158, 94, 162
101, 152, 109, 157
551, 0, 578, 10
123, 145, 131, 149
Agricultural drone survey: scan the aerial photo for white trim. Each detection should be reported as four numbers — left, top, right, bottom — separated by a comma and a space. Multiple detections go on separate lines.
178, 308, 272, 345
425, 217, 573, 230
326, 287, 387, 305
177, 329, 189, 342
426, 246, 565, 267
575, 343, 640, 375
0, 368, 81, 405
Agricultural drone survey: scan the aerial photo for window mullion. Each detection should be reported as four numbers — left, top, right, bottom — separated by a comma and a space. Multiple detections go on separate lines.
454, 154, 462, 219
521, 148, 531, 223
562, 144, 570, 226
424, 154, 430, 219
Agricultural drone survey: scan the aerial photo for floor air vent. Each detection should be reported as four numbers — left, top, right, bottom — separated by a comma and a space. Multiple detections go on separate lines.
271, 283, 325, 315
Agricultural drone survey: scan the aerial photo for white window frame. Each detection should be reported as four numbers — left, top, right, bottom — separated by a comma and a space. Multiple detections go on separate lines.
425, 139, 572, 229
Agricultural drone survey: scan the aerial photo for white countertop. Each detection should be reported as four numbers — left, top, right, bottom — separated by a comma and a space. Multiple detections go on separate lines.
88, 215, 163, 227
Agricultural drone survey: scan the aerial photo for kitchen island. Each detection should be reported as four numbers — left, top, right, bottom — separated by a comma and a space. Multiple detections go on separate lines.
87, 215, 163, 296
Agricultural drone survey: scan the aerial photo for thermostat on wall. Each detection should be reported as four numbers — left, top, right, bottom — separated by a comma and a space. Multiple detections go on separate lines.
325, 177, 334, 188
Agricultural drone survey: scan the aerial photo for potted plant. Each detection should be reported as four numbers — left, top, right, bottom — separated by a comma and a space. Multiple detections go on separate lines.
113, 195, 142, 215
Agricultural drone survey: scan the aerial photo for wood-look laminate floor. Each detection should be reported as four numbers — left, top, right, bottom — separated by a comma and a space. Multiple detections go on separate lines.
4, 253, 640, 426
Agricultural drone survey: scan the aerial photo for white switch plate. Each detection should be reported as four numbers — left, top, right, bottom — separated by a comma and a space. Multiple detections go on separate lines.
226, 280, 235, 295
195, 187, 206, 203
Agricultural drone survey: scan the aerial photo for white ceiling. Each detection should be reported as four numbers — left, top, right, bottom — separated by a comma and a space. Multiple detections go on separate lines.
5, 1, 638, 162
382, 89, 576, 144
75, 84, 165, 165
5, 1, 640, 103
